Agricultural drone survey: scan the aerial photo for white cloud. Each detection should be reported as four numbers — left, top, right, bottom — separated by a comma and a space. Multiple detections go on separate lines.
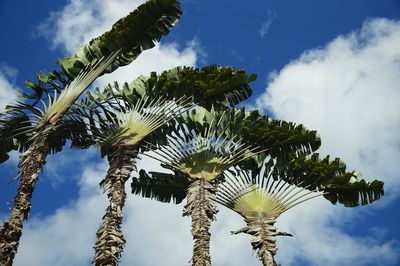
0, 64, 18, 112
259, 10, 277, 38
13, 162, 109, 266
256, 18, 400, 265
257, 18, 400, 192
276, 198, 399, 266
39, 0, 145, 53
43, 147, 98, 187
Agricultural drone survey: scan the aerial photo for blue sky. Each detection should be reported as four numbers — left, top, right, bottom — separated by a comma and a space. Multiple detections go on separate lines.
1, 0, 400, 265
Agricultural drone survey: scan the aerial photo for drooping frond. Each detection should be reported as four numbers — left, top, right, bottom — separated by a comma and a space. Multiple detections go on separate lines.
23, 71, 70, 104
119, 65, 256, 109
282, 153, 384, 207
217, 161, 322, 221
145, 114, 262, 181
131, 169, 191, 203
166, 107, 323, 177
131, 162, 190, 204
0, 112, 32, 162
183, 108, 321, 168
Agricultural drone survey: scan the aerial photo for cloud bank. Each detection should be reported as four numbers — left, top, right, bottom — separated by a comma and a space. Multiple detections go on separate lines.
257, 18, 400, 265
257, 18, 400, 192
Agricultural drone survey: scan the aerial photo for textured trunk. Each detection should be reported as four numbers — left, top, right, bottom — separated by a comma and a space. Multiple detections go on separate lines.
183, 178, 218, 266
232, 217, 279, 266
257, 218, 279, 266
0, 127, 51, 266
93, 146, 137, 266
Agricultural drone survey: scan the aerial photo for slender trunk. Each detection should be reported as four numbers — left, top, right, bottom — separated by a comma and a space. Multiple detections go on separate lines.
0, 127, 51, 266
183, 177, 218, 266
93, 146, 137, 266
232, 217, 279, 266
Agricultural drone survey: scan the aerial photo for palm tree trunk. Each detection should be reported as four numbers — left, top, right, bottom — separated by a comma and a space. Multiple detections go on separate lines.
183, 177, 218, 266
0, 127, 51, 266
93, 146, 137, 266
256, 218, 279, 266
232, 217, 279, 266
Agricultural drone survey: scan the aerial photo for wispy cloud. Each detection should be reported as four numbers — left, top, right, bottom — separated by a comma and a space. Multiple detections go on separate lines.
187, 36, 208, 65
259, 10, 277, 38
229, 48, 245, 62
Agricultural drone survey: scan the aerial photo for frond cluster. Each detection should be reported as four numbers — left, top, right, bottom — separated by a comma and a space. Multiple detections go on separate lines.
38, 51, 121, 127
1, 51, 121, 149
217, 162, 322, 221
147, 115, 261, 181
89, 94, 193, 150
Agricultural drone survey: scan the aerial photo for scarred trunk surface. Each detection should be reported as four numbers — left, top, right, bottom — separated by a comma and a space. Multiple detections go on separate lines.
183, 178, 218, 266
256, 218, 279, 266
0, 127, 51, 266
232, 217, 279, 266
93, 147, 137, 266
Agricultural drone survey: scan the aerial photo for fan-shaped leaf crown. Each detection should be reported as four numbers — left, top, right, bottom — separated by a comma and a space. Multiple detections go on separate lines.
145, 111, 262, 181
217, 161, 322, 221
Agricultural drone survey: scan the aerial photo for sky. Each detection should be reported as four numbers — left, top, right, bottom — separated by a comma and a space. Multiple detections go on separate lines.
0, 0, 400, 265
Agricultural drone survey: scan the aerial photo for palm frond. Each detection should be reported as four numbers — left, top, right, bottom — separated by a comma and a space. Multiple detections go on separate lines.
121, 65, 256, 109
38, 51, 121, 127
144, 114, 262, 181
73, 86, 193, 157
131, 169, 190, 204
217, 161, 322, 221
283, 153, 384, 207
175, 107, 322, 170
0, 112, 34, 161
60, 0, 182, 79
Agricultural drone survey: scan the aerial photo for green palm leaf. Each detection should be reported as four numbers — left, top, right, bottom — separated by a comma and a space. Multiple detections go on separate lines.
176, 108, 321, 168
217, 163, 322, 221
132, 168, 190, 203
72, 82, 193, 157
283, 153, 384, 207
120, 65, 255, 109
145, 114, 261, 181
60, 0, 182, 78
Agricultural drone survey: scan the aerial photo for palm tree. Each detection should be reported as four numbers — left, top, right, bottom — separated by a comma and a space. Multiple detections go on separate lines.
0, 1, 183, 264
71, 65, 256, 265
76, 90, 192, 265
133, 110, 263, 266
216, 155, 384, 266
